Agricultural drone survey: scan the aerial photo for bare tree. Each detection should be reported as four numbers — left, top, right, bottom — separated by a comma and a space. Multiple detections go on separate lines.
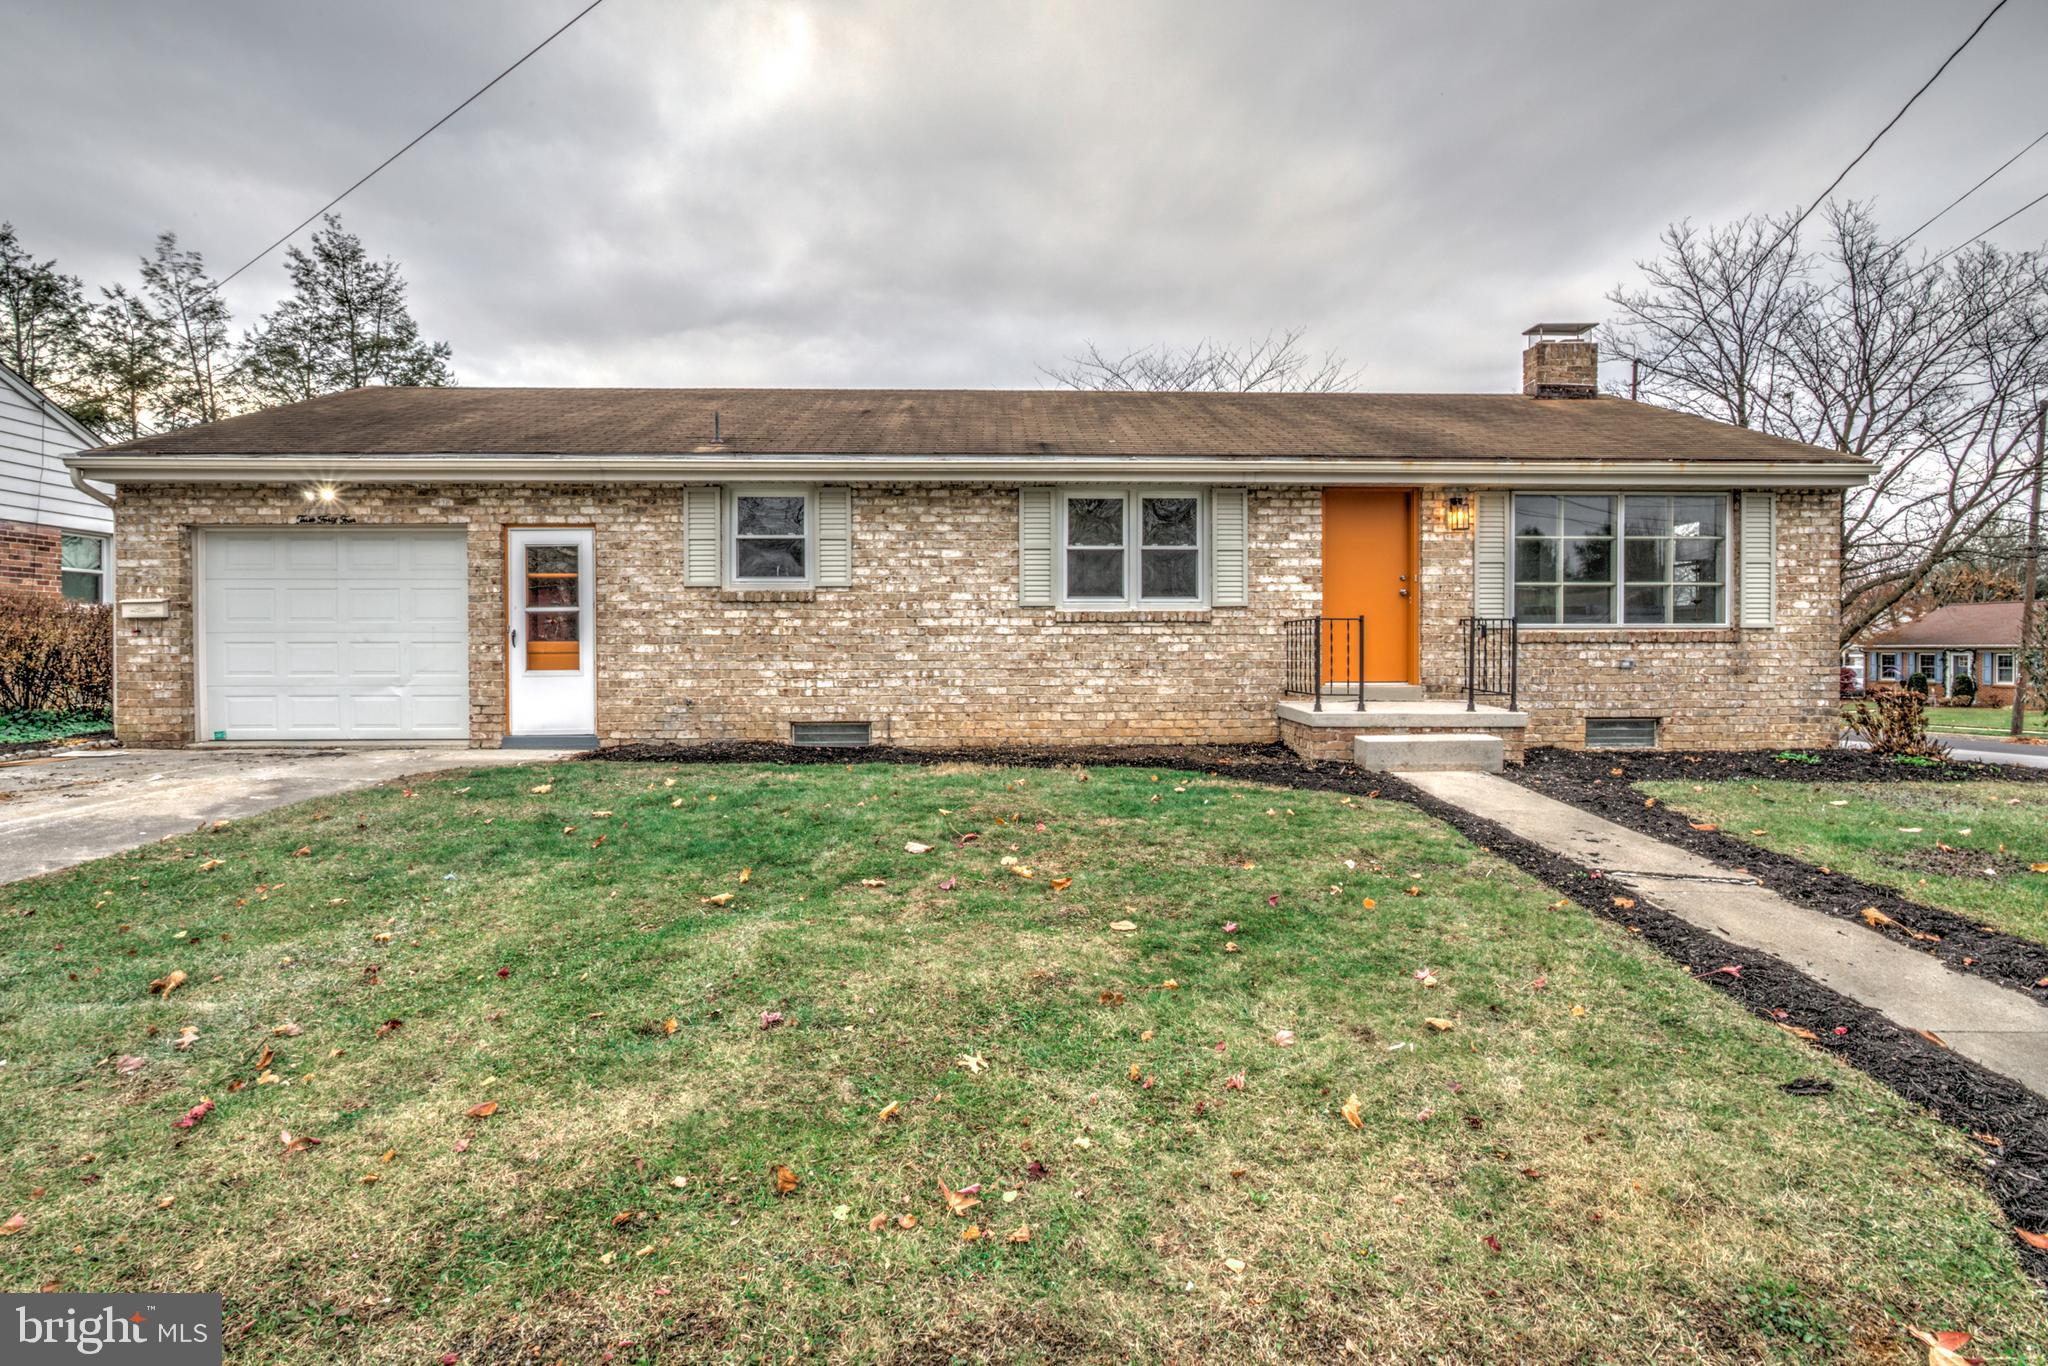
1042, 327, 1361, 392
1608, 202, 2048, 643
140, 231, 235, 428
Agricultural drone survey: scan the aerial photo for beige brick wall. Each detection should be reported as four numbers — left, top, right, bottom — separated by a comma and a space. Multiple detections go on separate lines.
110, 481, 1842, 753
1415, 486, 1843, 749
110, 483, 1321, 748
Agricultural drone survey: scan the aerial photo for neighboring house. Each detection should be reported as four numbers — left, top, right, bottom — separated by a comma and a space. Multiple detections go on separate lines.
1, 361, 114, 601
1854, 602, 2037, 703
67, 325, 1869, 758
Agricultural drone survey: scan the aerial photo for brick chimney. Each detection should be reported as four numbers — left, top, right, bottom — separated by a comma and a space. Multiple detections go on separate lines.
1521, 322, 1599, 398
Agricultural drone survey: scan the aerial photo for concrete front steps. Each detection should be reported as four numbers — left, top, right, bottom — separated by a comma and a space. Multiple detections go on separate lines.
1352, 731, 1505, 773
1276, 693, 1528, 771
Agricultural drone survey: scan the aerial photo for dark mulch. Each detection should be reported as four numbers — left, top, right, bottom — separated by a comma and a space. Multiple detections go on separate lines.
589, 740, 2048, 1281
1512, 747, 2048, 1002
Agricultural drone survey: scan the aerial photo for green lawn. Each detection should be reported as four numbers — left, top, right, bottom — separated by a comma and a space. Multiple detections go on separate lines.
1638, 778, 2048, 951
2, 761, 2042, 1363
1843, 703, 2048, 739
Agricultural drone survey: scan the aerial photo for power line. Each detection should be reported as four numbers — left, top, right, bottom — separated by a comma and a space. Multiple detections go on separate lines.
1899, 124, 2048, 245
213, 0, 609, 292
1615, 0, 2009, 380
1924, 185, 2048, 271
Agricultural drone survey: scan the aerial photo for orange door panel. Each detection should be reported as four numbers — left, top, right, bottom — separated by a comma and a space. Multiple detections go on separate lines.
1321, 489, 1417, 684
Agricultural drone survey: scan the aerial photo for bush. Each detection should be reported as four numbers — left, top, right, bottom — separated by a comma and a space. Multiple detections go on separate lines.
1904, 672, 1930, 697
0, 590, 112, 713
1949, 673, 1976, 706
1848, 690, 1949, 759
1839, 666, 1863, 699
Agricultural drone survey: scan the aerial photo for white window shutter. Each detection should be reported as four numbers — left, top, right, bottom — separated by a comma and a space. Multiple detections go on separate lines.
1739, 491, 1777, 628
1211, 487, 1249, 607
683, 486, 720, 587
1472, 491, 1510, 618
1019, 487, 1054, 606
815, 486, 852, 587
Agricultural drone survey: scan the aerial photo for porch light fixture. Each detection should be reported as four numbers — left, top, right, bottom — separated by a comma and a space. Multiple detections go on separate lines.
1444, 494, 1472, 532
302, 484, 341, 504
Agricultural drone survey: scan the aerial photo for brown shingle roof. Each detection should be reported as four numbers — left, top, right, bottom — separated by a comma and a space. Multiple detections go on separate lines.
1857, 602, 2036, 649
86, 387, 1867, 464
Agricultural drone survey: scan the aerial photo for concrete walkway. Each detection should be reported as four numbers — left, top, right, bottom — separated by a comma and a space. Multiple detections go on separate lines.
1404, 769, 2048, 1099
0, 746, 577, 884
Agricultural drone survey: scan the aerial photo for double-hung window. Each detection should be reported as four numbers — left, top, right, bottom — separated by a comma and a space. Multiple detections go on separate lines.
1877, 653, 1902, 682
1993, 652, 2017, 685
1058, 489, 1204, 608
60, 533, 108, 603
1512, 494, 1726, 626
727, 488, 812, 587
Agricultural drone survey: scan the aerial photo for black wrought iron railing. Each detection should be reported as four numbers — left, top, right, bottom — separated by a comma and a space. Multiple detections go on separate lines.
1282, 616, 1366, 711
1461, 616, 1519, 712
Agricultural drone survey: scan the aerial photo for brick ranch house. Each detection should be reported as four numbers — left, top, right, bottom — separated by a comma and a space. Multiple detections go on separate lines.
2, 360, 114, 602
66, 327, 1869, 762
1851, 600, 2039, 706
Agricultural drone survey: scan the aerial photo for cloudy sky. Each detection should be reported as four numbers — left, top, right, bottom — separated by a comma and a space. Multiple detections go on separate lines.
8, 0, 2047, 394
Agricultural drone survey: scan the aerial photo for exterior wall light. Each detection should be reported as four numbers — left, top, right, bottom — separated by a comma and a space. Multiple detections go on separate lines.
1444, 494, 1472, 532
303, 484, 341, 503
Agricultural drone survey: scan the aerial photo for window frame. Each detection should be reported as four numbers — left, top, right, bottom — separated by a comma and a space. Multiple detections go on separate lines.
1913, 652, 1940, 680
1055, 487, 1207, 610
724, 485, 815, 589
59, 532, 109, 604
1877, 652, 1902, 682
1509, 492, 1729, 629
1993, 652, 2017, 685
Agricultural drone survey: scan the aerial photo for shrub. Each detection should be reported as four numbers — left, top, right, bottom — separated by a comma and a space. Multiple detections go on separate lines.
1839, 667, 1863, 699
1904, 672, 1930, 697
0, 590, 112, 713
1949, 673, 1976, 706
1848, 689, 1949, 759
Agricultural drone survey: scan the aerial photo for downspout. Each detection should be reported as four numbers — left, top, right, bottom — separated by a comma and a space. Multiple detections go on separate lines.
69, 462, 116, 509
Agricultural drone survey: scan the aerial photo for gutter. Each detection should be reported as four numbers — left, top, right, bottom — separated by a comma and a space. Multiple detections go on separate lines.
69, 462, 116, 509
64, 453, 1873, 490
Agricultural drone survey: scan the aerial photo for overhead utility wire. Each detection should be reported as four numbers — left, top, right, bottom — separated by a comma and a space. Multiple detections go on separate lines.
1617, 0, 2009, 381
212, 0, 609, 291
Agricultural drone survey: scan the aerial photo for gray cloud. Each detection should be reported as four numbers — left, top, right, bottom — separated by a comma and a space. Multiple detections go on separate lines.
7, 0, 2047, 395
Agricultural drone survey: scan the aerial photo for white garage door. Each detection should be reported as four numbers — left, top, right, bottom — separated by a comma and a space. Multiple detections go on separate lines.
198, 528, 470, 741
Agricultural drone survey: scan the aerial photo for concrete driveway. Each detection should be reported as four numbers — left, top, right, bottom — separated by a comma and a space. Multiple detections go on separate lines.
0, 746, 579, 884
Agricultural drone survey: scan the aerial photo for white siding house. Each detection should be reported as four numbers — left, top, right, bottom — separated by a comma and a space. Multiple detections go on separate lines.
1, 362, 113, 600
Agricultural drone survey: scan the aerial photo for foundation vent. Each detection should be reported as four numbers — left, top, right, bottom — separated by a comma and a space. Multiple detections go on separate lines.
791, 722, 873, 748
1585, 717, 1658, 749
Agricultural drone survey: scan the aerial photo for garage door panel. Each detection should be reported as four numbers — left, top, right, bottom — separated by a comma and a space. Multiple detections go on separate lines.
200, 529, 470, 742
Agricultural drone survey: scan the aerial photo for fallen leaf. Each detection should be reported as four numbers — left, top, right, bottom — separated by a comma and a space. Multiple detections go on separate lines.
1223, 941, 1240, 954
1689, 822, 1717, 832
375, 1018, 403, 1038
1109, 920, 1137, 933
271, 1022, 304, 1037
1006, 1224, 1031, 1243
1568, 1005, 1588, 1018
772, 1165, 799, 1196
879, 1101, 901, 1121
867, 1213, 889, 1231
939, 1180, 980, 1217
1340, 1094, 1363, 1130
1918, 1029, 1951, 1050
0, 1213, 24, 1236
466, 1101, 499, 1119
961, 1224, 982, 1241
700, 893, 735, 907
904, 842, 932, 854
1223, 1256, 1245, 1272
898, 1214, 918, 1230
198, 859, 223, 872
1098, 990, 1125, 1006
1361, 897, 1377, 910
1222, 1072, 1246, 1091
529, 784, 552, 795
1050, 877, 1073, 892
1777, 1023, 1819, 1041
172, 1099, 213, 1130
279, 1129, 321, 1154
1482, 1234, 1502, 1254
1906, 1327, 1982, 1366
358, 1173, 381, 1185
958, 1052, 987, 1074
173, 1026, 200, 1050
662, 1017, 678, 1036
2013, 1228, 2048, 1251
1272, 1029, 1296, 1047
148, 970, 187, 998
938, 877, 958, 892
116, 1054, 146, 1075
759, 1010, 786, 1030
1610, 896, 1636, 910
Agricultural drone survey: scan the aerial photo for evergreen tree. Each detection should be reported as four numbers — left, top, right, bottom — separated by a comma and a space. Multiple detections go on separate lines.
236, 215, 453, 403
72, 284, 172, 440
0, 220, 87, 392
140, 231, 234, 427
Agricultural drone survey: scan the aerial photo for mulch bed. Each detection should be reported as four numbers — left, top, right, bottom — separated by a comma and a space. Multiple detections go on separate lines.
588, 740, 2048, 1280
1512, 748, 2048, 1002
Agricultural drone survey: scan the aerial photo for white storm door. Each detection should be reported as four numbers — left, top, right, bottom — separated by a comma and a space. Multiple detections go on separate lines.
507, 528, 596, 736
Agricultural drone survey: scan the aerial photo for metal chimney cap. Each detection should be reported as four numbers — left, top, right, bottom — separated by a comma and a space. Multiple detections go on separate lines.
1522, 323, 1598, 339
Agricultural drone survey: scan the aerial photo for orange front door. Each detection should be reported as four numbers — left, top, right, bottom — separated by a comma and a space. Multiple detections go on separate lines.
1321, 489, 1417, 684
